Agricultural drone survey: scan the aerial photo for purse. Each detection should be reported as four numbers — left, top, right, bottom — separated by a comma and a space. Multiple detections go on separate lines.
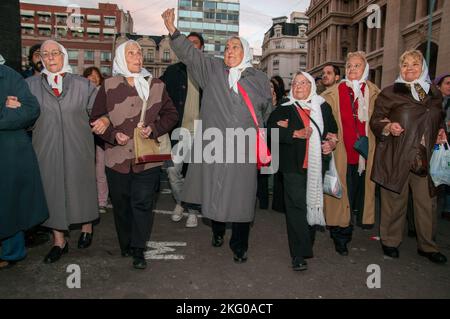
134, 96, 172, 164
237, 83, 271, 169
323, 153, 343, 198
410, 143, 428, 177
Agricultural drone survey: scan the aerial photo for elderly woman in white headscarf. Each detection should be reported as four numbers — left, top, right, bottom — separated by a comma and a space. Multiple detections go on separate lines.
370, 50, 447, 264
321, 51, 380, 256
267, 71, 338, 271
90, 40, 178, 269
162, 9, 272, 263
26, 40, 106, 264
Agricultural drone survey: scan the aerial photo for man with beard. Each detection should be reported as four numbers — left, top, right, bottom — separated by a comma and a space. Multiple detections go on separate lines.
22, 44, 43, 79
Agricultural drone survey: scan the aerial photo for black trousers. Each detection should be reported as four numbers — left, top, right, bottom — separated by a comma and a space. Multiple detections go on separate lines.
283, 172, 315, 259
106, 166, 160, 252
211, 220, 250, 254
257, 171, 269, 209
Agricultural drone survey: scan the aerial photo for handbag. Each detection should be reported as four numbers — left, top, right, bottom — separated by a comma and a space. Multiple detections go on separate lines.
323, 153, 342, 198
410, 143, 428, 177
237, 83, 271, 169
430, 143, 450, 186
134, 96, 172, 164
349, 91, 368, 159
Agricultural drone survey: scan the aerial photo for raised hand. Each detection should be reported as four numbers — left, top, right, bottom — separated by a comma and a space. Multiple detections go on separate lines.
161, 8, 176, 35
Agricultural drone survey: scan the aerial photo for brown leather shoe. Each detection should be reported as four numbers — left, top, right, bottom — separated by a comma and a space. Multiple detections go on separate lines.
0, 259, 17, 270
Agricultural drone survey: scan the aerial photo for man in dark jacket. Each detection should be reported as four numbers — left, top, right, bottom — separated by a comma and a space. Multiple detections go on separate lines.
160, 32, 203, 228
0, 64, 49, 269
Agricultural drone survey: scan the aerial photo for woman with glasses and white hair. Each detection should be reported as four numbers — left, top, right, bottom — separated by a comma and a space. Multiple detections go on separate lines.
26, 40, 108, 263
321, 51, 380, 256
267, 71, 338, 271
370, 50, 447, 264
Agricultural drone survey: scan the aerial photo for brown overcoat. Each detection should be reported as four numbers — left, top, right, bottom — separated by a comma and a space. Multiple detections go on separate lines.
370, 83, 444, 195
321, 81, 380, 227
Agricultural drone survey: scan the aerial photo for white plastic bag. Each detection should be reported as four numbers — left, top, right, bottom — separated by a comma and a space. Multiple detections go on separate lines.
323, 153, 343, 198
430, 143, 450, 186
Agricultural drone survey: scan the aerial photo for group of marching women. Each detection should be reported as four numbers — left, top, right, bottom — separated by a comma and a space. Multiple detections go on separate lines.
1, 8, 447, 272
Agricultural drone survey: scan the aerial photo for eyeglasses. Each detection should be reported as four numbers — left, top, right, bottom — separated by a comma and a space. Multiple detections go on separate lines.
40, 51, 63, 59
346, 63, 363, 70
292, 81, 311, 87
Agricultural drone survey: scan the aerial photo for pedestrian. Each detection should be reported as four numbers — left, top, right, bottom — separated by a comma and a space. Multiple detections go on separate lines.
267, 71, 338, 271
0, 64, 49, 269
370, 50, 447, 264
321, 51, 380, 256
26, 40, 106, 263
162, 8, 272, 263
90, 40, 178, 269
160, 32, 204, 228
83, 66, 110, 215
22, 43, 43, 79
320, 64, 341, 93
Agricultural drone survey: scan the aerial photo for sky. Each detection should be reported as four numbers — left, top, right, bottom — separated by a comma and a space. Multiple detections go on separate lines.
22, 0, 311, 54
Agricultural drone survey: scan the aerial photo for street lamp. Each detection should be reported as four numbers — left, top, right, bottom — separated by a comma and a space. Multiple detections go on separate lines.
426, 0, 436, 68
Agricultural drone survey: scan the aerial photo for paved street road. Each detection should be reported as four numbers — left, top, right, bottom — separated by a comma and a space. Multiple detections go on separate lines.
1, 192, 449, 299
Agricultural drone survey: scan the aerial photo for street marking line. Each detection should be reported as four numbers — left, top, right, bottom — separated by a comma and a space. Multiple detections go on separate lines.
153, 209, 204, 219
145, 241, 187, 260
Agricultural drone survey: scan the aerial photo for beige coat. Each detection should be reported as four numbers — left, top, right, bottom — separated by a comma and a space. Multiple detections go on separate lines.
321, 81, 380, 227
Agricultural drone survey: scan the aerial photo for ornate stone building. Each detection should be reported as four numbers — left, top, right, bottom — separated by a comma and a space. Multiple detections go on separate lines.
306, 0, 450, 88
260, 12, 309, 90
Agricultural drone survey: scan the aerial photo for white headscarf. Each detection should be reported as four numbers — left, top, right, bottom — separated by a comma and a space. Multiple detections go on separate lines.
283, 71, 326, 226
0, 54, 5, 65
228, 37, 253, 94
342, 62, 370, 122
113, 40, 152, 101
395, 58, 431, 102
40, 40, 72, 94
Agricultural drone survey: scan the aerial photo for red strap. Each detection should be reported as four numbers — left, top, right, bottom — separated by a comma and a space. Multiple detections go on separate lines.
237, 83, 259, 128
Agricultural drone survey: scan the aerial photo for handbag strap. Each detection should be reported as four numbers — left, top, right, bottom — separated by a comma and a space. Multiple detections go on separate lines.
138, 77, 153, 125
348, 89, 361, 138
237, 83, 260, 129
294, 101, 324, 139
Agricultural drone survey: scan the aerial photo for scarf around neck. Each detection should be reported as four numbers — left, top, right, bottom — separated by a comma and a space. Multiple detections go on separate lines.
228, 37, 253, 94
342, 62, 370, 122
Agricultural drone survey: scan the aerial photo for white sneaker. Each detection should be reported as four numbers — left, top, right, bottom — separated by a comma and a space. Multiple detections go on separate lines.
185, 213, 198, 228
171, 204, 184, 222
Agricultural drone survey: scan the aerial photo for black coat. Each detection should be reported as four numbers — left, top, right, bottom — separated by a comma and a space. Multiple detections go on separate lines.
160, 62, 202, 140
267, 101, 338, 174
0, 65, 49, 239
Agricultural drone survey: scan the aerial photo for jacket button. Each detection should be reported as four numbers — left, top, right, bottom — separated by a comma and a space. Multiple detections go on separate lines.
129, 149, 132, 153
131, 104, 134, 107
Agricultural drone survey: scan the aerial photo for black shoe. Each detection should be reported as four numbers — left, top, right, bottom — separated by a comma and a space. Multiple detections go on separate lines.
233, 250, 248, 263
382, 244, 399, 258
292, 257, 308, 271
44, 243, 69, 264
132, 248, 147, 269
78, 232, 93, 249
418, 250, 447, 264
335, 243, 348, 256
212, 235, 224, 247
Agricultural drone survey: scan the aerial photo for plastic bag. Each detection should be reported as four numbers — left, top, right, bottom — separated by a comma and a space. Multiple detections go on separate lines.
323, 153, 343, 198
430, 143, 450, 186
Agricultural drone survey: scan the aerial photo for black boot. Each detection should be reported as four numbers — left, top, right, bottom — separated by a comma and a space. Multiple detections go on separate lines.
132, 248, 147, 269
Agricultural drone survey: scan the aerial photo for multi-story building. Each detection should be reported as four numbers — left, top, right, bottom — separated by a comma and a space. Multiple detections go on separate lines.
306, 0, 450, 88
260, 12, 309, 90
20, 2, 133, 76
115, 34, 178, 78
177, 0, 240, 57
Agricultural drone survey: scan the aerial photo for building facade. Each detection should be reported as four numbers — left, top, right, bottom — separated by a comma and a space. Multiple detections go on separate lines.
306, 0, 450, 88
115, 34, 178, 79
20, 2, 133, 76
260, 12, 309, 90
177, 0, 240, 57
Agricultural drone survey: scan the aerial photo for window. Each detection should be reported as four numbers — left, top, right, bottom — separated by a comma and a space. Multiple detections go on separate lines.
275, 41, 282, 49
228, 4, 240, 11
145, 50, 154, 62
298, 42, 305, 49
57, 28, 67, 37
68, 50, 78, 60
38, 28, 51, 36
72, 30, 84, 38
217, 3, 228, 10
70, 65, 78, 74
71, 15, 84, 26
204, 22, 215, 30
191, 22, 203, 29
228, 14, 238, 21
204, 44, 214, 51
204, 1, 215, 10
21, 27, 34, 36
273, 60, 279, 68
100, 66, 111, 76
205, 12, 215, 19
215, 23, 227, 31
56, 16, 67, 24
179, 0, 191, 7
38, 14, 51, 23
178, 21, 191, 28
101, 51, 111, 62
179, 10, 191, 18
84, 50, 94, 61
163, 50, 170, 62
192, 1, 203, 8
104, 17, 116, 27
216, 13, 227, 20
227, 24, 238, 32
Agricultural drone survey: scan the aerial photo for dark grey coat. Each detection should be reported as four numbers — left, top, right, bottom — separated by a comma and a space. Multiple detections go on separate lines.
26, 73, 98, 230
171, 32, 272, 222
